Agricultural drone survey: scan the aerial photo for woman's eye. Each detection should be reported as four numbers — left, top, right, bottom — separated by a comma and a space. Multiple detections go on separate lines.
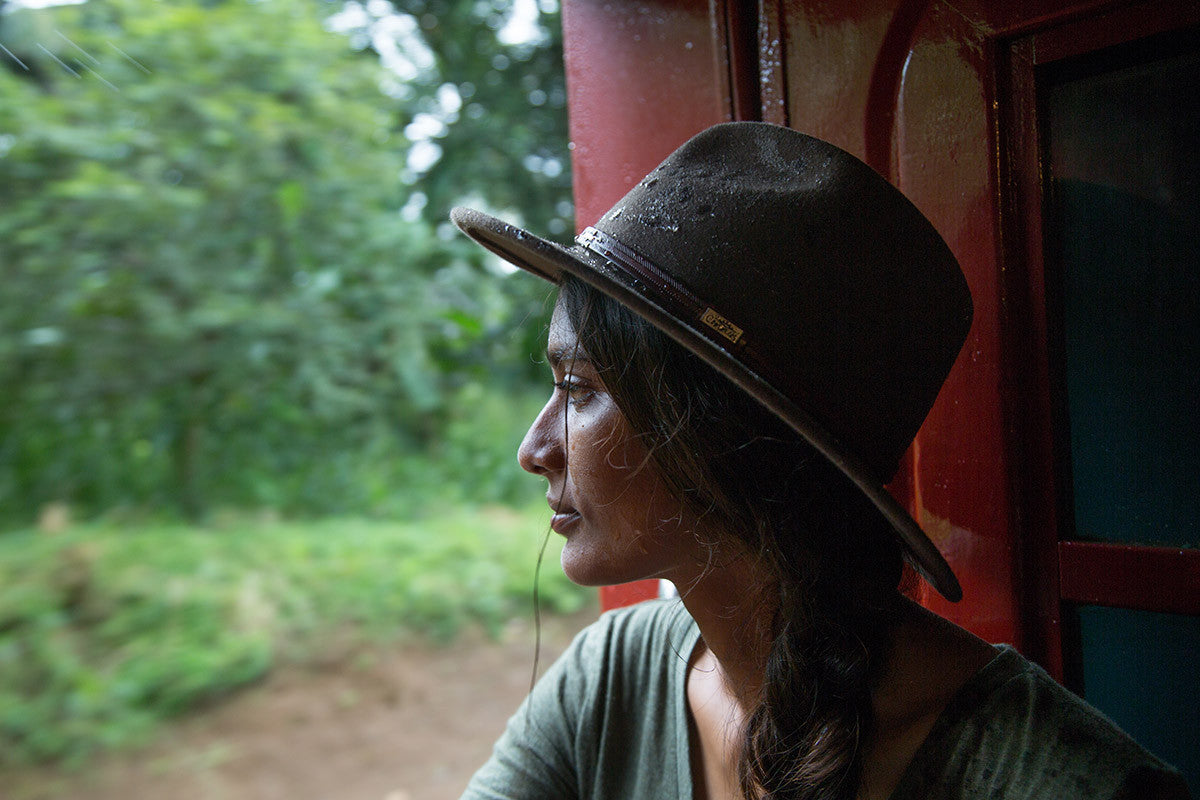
553, 379, 594, 408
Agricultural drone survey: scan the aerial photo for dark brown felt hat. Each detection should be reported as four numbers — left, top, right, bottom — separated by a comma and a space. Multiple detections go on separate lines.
451, 122, 972, 601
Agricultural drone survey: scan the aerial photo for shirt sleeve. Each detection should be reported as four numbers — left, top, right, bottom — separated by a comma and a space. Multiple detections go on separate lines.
459, 618, 607, 800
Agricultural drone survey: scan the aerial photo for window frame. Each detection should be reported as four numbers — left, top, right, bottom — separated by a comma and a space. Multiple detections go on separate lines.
999, 0, 1200, 685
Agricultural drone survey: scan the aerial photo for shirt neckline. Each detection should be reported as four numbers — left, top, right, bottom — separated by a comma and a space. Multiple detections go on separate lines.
886, 644, 1025, 798
671, 611, 1024, 800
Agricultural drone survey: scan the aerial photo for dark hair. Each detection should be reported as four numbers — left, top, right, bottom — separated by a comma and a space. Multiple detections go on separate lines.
558, 273, 904, 800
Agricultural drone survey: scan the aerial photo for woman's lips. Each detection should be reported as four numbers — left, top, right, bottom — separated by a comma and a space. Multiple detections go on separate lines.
546, 492, 579, 534
550, 511, 581, 534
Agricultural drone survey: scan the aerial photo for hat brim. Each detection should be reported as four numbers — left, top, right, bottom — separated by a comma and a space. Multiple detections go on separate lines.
451, 206, 962, 602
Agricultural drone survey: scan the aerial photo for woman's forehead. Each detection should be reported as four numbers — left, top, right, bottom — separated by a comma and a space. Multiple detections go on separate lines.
545, 301, 590, 367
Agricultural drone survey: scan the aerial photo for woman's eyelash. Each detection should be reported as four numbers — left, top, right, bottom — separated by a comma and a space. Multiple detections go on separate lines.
553, 379, 594, 406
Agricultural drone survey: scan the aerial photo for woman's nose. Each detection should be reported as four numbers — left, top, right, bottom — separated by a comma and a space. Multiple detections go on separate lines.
517, 398, 565, 476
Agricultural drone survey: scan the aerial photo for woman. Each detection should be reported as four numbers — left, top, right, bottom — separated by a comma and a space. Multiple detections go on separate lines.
450, 123, 1188, 800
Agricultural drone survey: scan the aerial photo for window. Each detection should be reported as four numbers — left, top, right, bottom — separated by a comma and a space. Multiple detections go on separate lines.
1005, 8, 1200, 791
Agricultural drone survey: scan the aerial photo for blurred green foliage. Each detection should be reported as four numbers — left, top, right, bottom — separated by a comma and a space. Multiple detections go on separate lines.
0, 507, 588, 766
0, 0, 567, 523
0, 0, 583, 771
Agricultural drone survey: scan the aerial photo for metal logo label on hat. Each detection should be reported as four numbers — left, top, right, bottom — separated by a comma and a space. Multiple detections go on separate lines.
701, 308, 744, 344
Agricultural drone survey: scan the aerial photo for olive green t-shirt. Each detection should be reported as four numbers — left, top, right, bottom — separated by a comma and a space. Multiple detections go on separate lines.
461, 599, 1189, 800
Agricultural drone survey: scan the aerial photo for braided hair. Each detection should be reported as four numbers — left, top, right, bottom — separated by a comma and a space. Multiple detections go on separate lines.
559, 274, 904, 800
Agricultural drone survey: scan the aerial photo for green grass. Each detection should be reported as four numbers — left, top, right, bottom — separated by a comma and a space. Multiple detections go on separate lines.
0, 505, 586, 767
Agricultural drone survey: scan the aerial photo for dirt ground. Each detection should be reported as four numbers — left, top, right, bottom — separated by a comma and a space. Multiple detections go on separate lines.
5, 607, 596, 800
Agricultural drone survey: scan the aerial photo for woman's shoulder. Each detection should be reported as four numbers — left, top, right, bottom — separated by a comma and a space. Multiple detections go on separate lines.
596, 596, 697, 635
894, 645, 1190, 799
564, 598, 698, 667
465, 599, 698, 799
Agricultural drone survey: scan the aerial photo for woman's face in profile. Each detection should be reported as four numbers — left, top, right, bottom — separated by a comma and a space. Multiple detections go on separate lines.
517, 298, 702, 587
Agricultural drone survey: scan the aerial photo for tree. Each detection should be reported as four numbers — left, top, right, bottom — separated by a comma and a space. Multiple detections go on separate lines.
0, 0, 563, 521
320, 0, 572, 234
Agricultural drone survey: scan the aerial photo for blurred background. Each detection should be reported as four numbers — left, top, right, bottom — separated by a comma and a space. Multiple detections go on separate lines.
0, 0, 593, 796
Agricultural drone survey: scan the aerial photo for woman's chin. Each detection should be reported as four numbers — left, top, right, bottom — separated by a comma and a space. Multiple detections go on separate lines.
559, 550, 608, 587
559, 545, 643, 588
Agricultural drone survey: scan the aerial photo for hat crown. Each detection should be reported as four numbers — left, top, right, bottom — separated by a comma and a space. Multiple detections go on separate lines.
587, 122, 972, 482
448, 122, 973, 599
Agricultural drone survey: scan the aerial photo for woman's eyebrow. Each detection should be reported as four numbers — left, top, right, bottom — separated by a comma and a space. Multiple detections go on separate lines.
546, 347, 593, 368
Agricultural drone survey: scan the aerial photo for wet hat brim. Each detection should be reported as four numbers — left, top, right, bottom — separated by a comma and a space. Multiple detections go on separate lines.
451, 205, 962, 602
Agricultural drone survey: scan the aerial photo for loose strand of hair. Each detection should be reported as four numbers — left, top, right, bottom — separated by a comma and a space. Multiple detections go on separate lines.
527, 521, 554, 700
525, 314, 579, 729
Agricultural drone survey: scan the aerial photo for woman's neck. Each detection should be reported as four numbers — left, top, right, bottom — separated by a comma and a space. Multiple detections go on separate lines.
673, 553, 778, 709
678, 553, 777, 800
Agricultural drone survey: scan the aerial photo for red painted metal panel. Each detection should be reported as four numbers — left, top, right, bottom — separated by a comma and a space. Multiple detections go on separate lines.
777, 0, 890, 157
773, 0, 1023, 647
599, 581, 664, 611
1059, 542, 1200, 616
891, 3, 1022, 649
561, 0, 734, 610
561, 0, 734, 229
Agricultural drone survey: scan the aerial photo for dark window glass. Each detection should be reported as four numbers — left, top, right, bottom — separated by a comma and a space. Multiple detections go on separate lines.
1042, 33, 1200, 546
1077, 605, 1200, 793
1041, 30, 1200, 796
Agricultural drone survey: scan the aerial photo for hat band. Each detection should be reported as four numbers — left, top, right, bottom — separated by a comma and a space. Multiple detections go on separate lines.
577, 226, 749, 349
575, 226, 798, 400
575, 226, 879, 479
